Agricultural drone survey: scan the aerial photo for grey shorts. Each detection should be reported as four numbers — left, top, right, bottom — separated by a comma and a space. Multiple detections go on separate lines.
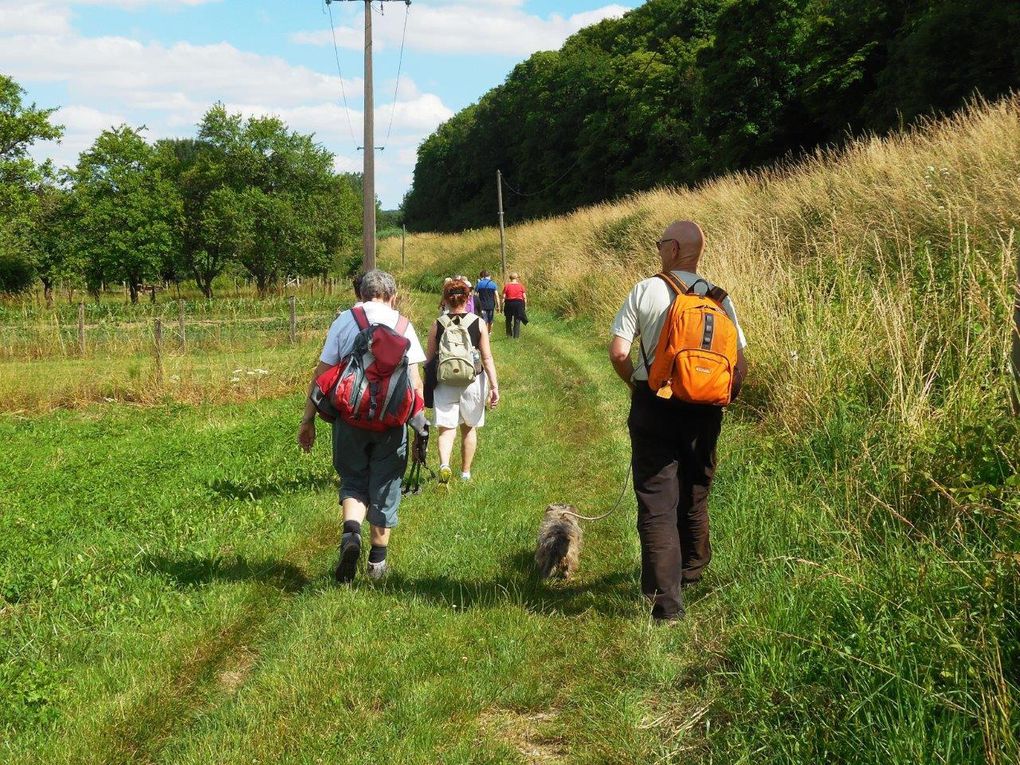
331, 420, 408, 528
478, 308, 495, 324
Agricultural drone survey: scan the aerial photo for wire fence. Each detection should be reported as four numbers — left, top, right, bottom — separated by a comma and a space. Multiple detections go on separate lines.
0, 297, 345, 361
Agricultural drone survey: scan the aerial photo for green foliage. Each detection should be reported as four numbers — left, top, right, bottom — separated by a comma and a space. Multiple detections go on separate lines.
404, 0, 1020, 231
192, 105, 361, 295
0, 252, 34, 294
0, 75, 63, 221
66, 126, 180, 303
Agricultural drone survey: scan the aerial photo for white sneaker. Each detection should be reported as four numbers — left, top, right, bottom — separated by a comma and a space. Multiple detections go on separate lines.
460, 472, 471, 481
366, 559, 388, 581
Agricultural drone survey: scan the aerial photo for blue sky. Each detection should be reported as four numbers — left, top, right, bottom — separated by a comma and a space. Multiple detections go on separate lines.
1, 0, 638, 207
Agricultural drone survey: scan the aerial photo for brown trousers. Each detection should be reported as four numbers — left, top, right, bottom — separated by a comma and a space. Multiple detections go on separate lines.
628, 385, 722, 620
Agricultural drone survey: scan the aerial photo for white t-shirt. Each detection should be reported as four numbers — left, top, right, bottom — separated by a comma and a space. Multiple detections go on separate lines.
320, 300, 426, 366
611, 270, 747, 382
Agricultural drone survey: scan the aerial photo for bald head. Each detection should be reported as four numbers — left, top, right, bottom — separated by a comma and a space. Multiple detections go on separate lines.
659, 221, 704, 269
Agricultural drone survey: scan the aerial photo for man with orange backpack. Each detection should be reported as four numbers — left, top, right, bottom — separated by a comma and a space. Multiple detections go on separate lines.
609, 221, 747, 624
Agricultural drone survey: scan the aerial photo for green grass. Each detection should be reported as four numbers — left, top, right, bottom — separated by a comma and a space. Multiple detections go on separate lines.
2, 302, 1016, 763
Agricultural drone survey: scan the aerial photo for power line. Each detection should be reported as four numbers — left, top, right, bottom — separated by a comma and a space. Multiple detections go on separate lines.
382, 2, 410, 148
325, 0, 358, 144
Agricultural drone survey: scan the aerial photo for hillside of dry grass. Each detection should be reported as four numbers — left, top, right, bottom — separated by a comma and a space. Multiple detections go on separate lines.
382, 96, 1020, 761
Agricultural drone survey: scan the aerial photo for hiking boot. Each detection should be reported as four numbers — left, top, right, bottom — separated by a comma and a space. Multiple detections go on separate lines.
334, 532, 361, 584
438, 465, 452, 484
366, 559, 388, 581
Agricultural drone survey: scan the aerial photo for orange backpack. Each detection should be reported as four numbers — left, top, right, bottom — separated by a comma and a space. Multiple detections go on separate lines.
645, 272, 739, 406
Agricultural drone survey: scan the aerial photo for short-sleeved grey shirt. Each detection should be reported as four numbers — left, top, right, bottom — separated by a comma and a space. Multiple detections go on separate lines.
611, 270, 747, 382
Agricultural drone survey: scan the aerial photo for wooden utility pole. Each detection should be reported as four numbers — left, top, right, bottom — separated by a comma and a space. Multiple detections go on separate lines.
497, 169, 507, 281
327, 0, 410, 273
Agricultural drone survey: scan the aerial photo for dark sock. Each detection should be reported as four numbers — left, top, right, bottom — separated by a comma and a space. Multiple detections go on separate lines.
342, 519, 362, 543
368, 545, 387, 564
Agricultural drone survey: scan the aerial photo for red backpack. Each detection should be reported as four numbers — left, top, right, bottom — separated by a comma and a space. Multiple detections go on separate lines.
311, 306, 422, 431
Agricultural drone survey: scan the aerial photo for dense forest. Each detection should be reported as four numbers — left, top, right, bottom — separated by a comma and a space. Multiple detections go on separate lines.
0, 76, 363, 300
403, 0, 1020, 232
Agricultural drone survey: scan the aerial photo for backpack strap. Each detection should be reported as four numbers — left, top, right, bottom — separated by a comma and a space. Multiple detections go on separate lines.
395, 314, 409, 335
639, 273, 687, 377
352, 305, 370, 331
656, 271, 688, 296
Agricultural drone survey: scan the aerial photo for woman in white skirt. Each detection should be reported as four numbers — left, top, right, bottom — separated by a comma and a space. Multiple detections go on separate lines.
426, 277, 500, 482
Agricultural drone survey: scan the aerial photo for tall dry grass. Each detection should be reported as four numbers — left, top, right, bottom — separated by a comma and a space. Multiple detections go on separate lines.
382, 95, 1020, 760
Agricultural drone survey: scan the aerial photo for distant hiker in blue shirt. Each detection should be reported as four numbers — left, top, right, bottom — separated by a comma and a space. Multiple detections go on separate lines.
474, 270, 501, 332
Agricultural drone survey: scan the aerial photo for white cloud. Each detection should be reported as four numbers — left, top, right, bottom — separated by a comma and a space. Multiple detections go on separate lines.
2, 0, 455, 206
69, 0, 222, 8
291, 2, 632, 56
0, 2, 73, 35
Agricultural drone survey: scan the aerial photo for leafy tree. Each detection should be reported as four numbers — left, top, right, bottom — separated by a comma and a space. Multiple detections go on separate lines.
155, 137, 231, 298
0, 75, 62, 220
22, 184, 81, 305
69, 126, 180, 303
0, 75, 63, 293
195, 105, 360, 294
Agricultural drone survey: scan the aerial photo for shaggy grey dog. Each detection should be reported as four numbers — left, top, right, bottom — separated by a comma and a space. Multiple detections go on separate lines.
535, 504, 583, 579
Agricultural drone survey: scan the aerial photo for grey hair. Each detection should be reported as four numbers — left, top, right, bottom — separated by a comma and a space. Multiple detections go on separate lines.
359, 269, 397, 301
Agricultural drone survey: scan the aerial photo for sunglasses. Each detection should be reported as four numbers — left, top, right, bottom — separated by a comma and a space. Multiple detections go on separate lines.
655, 238, 678, 249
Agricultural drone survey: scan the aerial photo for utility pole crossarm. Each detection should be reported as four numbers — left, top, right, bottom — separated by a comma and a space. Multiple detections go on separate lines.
327, 0, 411, 272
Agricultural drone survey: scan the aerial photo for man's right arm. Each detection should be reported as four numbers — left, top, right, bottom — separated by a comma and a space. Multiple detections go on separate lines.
609, 336, 635, 391
298, 360, 332, 452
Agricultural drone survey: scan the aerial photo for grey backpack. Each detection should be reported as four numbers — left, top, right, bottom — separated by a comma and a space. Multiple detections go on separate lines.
437, 314, 478, 386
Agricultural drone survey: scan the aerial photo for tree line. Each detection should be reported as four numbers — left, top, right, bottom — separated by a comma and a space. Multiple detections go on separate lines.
0, 75, 363, 301
403, 0, 1020, 232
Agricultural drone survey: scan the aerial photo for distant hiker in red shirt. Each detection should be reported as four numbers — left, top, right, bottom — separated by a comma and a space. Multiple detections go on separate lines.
502, 272, 528, 339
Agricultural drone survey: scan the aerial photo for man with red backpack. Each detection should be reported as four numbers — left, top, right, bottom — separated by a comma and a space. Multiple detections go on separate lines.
608, 221, 748, 624
298, 270, 426, 583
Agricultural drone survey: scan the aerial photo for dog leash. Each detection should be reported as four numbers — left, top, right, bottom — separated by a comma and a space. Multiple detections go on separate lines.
559, 464, 632, 521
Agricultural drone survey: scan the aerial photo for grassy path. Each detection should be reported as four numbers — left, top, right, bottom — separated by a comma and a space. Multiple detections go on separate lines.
2, 310, 751, 763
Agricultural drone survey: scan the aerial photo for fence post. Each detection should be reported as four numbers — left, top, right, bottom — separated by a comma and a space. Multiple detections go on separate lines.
289, 295, 297, 345
77, 302, 85, 355
178, 299, 186, 351
154, 318, 163, 383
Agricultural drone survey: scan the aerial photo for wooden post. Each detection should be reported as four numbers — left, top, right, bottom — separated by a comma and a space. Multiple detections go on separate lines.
401, 225, 406, 267
154, 318, 163, 383
77, 302, 85, 355
178, 300, 186, 351
289, 295, 297, 345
